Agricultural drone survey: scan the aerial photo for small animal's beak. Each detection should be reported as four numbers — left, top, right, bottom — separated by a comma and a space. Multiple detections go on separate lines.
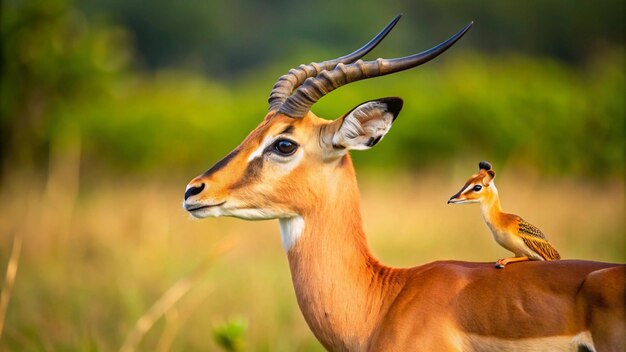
448, 192, 461, 204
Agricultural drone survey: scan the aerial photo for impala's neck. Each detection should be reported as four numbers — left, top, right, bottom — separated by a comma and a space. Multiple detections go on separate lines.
281, 156, 403, 351
480, 185, 504, 225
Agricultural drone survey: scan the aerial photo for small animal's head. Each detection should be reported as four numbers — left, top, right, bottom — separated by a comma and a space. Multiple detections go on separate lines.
448, 161, 497, 205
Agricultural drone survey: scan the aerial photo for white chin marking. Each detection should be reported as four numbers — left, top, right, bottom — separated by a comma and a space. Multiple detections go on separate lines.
224, 208, 281, 220
279, 216, 305, 251
187, 207, 221, 219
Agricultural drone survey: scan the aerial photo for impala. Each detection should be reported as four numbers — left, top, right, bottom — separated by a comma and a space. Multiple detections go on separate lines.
183, 15, 625, 351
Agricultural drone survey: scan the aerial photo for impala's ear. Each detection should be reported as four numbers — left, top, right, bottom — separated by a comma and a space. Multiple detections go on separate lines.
331, 97, 403, 151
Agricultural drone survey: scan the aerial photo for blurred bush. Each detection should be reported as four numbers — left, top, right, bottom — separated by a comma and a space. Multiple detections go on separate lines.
64, 51, 623, 179
0, 0, 131, 172
1, 0, 624, 180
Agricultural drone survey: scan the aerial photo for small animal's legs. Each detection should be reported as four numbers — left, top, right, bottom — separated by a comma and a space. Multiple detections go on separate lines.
495, 256, 529, 269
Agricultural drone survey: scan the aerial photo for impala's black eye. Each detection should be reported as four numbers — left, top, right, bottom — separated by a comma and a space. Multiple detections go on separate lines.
273, 139, 298, 156
473, 185, 483, 192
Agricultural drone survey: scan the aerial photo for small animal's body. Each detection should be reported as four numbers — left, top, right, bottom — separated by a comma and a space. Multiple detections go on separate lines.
448, 161, 560, 268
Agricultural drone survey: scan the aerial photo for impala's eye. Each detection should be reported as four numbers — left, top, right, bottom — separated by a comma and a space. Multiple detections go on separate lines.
473, 185, 483, 192
273, 139, 298, 156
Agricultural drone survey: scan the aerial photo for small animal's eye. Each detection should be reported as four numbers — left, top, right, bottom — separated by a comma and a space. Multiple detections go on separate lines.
273, 139, 298, 156
473, 185, 483, 192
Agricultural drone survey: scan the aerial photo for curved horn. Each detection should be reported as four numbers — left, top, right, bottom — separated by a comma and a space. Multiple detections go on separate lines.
279, 21, 473, 118
267, 15, 402, 113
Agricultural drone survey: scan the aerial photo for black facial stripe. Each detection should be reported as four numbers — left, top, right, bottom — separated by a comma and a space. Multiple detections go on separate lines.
451, 181, 472, 199
202, 148, 240, 177
449, 190, 462, 200
231, 156, 264, 189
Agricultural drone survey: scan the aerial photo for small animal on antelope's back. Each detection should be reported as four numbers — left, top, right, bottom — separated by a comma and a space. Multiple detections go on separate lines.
448, 161, 560, 268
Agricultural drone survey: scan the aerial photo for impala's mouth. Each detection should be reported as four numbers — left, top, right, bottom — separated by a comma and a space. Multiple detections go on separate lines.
184, 201, 226, 213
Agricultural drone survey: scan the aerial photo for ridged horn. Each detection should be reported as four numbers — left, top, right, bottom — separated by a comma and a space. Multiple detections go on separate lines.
278, 21, 473, 118
267, 14, 402, 113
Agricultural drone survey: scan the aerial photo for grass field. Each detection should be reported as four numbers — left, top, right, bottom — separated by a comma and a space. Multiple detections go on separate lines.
0, 166, 624, 351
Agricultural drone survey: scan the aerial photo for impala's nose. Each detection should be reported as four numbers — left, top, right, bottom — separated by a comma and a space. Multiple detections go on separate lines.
184, 182, 205, 200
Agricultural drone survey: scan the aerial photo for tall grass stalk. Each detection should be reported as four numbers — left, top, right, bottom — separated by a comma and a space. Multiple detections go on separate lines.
119, 239, 237, 352
0, 232, 23, 341
155, 288, 214, 352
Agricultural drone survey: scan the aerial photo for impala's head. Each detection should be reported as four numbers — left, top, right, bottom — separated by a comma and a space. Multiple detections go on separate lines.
448, 161, 497, 205
183, 15, 472, 221
182, 98, 403, 220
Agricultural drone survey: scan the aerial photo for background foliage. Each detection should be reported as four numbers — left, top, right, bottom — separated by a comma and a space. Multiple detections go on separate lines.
1, 0, 624, 178
0, 0, 624, 350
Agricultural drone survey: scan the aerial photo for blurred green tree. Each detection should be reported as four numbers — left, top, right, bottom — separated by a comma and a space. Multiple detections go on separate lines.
0, 0, 131, 175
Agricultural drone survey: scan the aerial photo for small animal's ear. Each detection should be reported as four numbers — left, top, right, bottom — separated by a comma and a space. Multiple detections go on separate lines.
483, 170, 496, 185
330, 97, 403, 151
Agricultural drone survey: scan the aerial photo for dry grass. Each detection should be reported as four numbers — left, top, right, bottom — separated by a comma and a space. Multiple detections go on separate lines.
0, 166, 623, 351
0, 231, 22, 341
119, 240, 234, 352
